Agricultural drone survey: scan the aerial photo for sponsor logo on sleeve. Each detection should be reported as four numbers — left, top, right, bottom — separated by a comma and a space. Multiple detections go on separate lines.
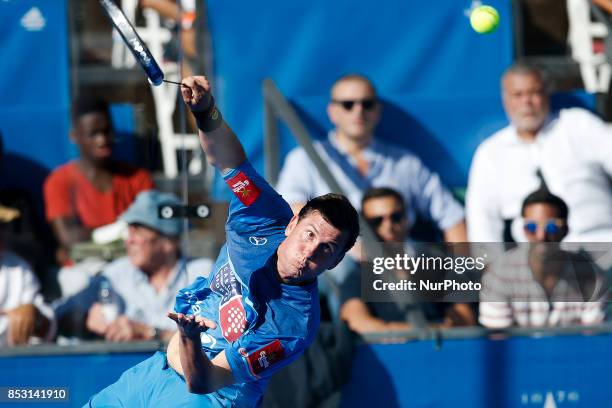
245, 340, 285, 377
249, 236, 268, 246
210, 263, 247, 342
226, 172, 260, 206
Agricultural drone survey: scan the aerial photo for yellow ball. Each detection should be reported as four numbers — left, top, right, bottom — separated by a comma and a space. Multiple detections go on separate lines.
470, 5, 499, 34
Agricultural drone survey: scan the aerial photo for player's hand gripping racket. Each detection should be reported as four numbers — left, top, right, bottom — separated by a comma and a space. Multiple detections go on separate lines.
99, 0, 182, 87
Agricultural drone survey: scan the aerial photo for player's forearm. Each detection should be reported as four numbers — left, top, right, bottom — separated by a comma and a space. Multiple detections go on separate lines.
178, 333, 217, 394
195, 121, 247, 173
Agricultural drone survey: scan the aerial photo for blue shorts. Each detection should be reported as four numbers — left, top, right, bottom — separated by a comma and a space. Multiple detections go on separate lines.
85, 351, 228, 407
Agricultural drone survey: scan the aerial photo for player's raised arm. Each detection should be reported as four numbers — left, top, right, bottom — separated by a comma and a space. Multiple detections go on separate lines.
180, 76, 247, 174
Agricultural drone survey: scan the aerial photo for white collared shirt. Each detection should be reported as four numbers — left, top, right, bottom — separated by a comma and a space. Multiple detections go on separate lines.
277, 132, 464, 231
466, 108, 612, 242
101, 257, 213, 330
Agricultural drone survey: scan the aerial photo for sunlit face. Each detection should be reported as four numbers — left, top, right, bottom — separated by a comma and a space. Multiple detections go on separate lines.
71, 112, 114, 163
522, 203, 567, 244
362, 196, 408, 243
327, 78, 381, 142
125, 224, 178, 272
502, 72, 549, 135
276, 212, 349, 284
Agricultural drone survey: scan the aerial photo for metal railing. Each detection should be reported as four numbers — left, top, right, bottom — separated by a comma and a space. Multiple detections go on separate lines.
262, 78, 427, 328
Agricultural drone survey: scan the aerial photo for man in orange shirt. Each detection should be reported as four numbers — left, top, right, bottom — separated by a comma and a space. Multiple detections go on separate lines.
44, 98, 153, 264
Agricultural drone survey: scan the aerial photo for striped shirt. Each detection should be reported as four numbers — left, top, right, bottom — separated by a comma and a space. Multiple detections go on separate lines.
479, 246, 607, 328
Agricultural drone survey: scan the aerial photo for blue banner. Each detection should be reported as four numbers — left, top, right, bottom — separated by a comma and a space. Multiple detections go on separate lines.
0, 0, 70, 202
204, 0, 513, 196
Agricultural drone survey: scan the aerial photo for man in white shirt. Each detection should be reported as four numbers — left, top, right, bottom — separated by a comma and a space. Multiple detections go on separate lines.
277, 74, 466, 243
0, 205, 55, 346
466, 63, 612, 242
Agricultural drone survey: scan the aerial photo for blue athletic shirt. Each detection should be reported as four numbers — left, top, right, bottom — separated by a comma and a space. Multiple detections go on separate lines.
174, 161, 321, 407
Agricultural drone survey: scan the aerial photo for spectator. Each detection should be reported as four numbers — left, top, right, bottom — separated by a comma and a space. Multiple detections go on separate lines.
43, 98, 154, 265
0, 206, 55, 346
479, 188, 607, 328
466, 63, 612, 242
53, 190, 212, 342
339, 187, 475, 333
277, 74, 466, 243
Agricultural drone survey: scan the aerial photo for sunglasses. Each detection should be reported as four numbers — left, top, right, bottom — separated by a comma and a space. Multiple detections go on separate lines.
366, 211, 405, 228
332, 98, 377, 111
523, 219, 566, 235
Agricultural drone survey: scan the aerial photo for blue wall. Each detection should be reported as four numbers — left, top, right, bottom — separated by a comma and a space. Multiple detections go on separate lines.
0, 333, 610, 407
205, 0, 513, 197
0, 0, 71, 207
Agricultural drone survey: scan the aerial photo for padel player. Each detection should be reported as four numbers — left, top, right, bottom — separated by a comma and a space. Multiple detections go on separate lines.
86, 76, 360, 407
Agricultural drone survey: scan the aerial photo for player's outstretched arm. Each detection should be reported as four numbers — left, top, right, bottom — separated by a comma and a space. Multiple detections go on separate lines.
180, 76, 247, 174
167, 312, 235, 394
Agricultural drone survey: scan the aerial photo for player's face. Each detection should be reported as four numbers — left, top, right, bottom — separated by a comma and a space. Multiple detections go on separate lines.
502, 73, 549, 135
327, 79, 380, 142
277, 212, 349, 284
72, 112, 114, 163
362, 196, 408, 243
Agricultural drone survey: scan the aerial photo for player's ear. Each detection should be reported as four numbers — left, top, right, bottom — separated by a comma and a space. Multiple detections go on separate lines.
284, 214, 299, 237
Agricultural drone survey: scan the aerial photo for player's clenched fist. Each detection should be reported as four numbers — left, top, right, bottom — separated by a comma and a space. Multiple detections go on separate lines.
180, 76, 213, 112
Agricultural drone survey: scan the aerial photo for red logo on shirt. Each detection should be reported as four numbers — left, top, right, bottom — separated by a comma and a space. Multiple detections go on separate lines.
245, 340, 285, 377
226, 172, 260, 206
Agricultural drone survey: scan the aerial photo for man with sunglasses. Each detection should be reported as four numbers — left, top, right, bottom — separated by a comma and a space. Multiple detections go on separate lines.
466, 63, 612, 243
339, 187, 475, 333
277, 74, 466, 244
479, 188, 607, 328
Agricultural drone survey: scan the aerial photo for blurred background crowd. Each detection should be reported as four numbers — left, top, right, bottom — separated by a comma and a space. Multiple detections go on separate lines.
0, 0, 611, 406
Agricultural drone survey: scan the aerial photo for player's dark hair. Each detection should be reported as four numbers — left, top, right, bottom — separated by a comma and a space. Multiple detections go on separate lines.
361, 187, 405, 214
298, 193, 360, 253
72, 96, 110, 123
521, 188, 569, 220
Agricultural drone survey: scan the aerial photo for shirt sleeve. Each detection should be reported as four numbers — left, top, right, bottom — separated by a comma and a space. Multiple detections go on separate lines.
466, 144, 504, 242
572, 109, 612, 177
15, 259, 56, 341
404, 155, 464, 231
478, 267, 513, 328
222, 161, 293, 235
225, 330, 307, 383
276, 148, 317, 205
43, 167, 74, 221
